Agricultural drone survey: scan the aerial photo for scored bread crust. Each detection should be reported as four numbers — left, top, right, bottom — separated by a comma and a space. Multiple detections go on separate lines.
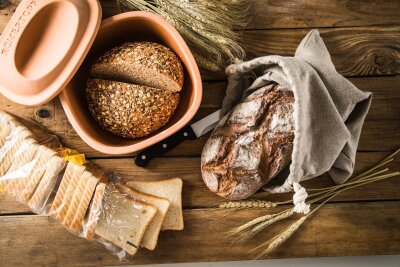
86, 78, 180, 138
201, 84, 295, 200
116, 183, 170, 250
90, 42, 184, 92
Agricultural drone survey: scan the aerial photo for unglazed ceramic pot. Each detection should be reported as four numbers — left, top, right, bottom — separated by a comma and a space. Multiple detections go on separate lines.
59, 12, 202, 154
0, 0, 101, 105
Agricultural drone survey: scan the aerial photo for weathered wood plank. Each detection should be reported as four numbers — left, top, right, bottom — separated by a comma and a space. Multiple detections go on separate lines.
240, 27, 400, 77
1, 151, 399, 213
0, 76, 398, 158
1, 4, 400, 78
0, 201, 399, 266
247, 0, 400, 29
2, 0, 400, 33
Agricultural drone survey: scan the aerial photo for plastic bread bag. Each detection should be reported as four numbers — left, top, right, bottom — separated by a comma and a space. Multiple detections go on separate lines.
82, 179, 159, 260
48, 162, 109, 236
0, 111, 90, 215
0, 111, 65, 210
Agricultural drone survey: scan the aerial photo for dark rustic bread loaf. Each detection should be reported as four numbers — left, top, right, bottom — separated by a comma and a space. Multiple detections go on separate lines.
90, 42, 184, 92
86, 79, 179, 138
201, 83, 294, 200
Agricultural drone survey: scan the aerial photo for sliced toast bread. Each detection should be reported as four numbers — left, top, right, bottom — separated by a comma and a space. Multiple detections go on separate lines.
116, 183, 170, 250
62, 170, 91, 228
28, 155, 66, 212
94, 184, 157, 255
3, 140, 39, 198
49, 162, 85, 216
18, 145, 57, 202
126, 178, 184, 230
82, 182, 107, 240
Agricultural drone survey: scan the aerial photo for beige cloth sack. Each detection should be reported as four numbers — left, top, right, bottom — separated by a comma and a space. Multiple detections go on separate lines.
223, 30, 372, 213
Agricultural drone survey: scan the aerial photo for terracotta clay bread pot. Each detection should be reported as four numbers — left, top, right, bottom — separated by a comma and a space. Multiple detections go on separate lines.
201, 83, 294, 200
86, 42, 184, 138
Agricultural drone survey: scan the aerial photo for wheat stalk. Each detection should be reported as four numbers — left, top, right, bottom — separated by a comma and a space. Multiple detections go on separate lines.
226, 148, 400, 258
228, 209, 294, 243
219, 200, 278, 209
117, 0, 250, 71
251, 215, 308, 259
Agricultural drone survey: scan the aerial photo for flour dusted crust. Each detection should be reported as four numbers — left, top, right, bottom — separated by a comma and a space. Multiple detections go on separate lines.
201, 83, 294, 200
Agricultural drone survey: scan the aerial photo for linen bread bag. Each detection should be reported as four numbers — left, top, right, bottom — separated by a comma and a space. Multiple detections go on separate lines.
201, 30, 372, 214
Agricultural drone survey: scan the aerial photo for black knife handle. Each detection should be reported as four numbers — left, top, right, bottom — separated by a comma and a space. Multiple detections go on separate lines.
135, 126, 197, 167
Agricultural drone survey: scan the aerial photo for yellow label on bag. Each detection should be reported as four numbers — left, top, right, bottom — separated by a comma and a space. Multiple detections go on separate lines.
57, 147, 86, 166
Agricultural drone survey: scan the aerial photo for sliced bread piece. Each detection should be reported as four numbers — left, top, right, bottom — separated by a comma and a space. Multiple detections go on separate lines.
28, 155, 66, 213
90, 42, 184, 92
82, 182, 107, 240
3, 140, 39, 198
94, 184, 157, 255
0, 128, 33, 192
49, 162, 85, 216
18, 145, 57, 202
116, 183, 170, 250
126, 178, 184, 230
62, 170, 91, 228
0, 127, 32, 176
68, 173, 100, 233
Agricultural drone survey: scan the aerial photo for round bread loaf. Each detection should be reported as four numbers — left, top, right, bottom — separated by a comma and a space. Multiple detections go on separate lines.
90, 42, 184, 92
86, 79, 180, 138
201, 83, 294, 200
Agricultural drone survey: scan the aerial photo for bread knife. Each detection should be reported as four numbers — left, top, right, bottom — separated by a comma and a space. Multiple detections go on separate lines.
135, 109, 221, 167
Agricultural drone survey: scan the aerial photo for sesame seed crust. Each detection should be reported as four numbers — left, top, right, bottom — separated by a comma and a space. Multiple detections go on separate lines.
86, 79, 180, 138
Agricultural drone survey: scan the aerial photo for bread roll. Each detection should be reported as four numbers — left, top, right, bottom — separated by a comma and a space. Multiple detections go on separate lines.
90, 42, 184, 92
86, 78, 180, 138
201, 84, 294, 200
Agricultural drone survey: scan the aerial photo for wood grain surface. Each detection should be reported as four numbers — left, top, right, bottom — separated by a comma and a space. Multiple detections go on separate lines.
0, 201, 399, 266
0, 0, 399, 266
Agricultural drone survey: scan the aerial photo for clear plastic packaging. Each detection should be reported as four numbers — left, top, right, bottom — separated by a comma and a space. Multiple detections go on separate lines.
0, 111, 154, 260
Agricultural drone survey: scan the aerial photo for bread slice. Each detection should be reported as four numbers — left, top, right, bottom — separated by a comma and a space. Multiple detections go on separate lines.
0, 128, 33, 192
3, 140, 39, 198
66, 171, 101, 232
0, 112, 13, 147
116, 183, 170, 250
18, 145, 57, 202
94, 184, 157, 255
126, 178, 184, 230
82, 182, 107, 240
62, 170, 91, 228
49, 162, 85, 216
90, 42, 184, 92
0, 127, 32, 176
28, 155, 66, 213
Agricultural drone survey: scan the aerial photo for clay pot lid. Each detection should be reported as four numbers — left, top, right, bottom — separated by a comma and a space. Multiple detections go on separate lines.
0, 0, 101, 106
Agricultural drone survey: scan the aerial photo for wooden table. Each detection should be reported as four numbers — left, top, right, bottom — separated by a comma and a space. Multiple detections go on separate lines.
1, 1, 400, 266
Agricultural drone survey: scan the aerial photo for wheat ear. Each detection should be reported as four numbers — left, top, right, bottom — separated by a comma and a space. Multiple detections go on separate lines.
251, 215, 308, 259
219, 200, 278, 209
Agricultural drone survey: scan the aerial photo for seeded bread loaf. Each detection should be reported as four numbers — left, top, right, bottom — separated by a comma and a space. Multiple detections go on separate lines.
90, 42, 184, 92
201, 84, 295, 200
86, 79, 180, 138
87, 41, 184, 139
